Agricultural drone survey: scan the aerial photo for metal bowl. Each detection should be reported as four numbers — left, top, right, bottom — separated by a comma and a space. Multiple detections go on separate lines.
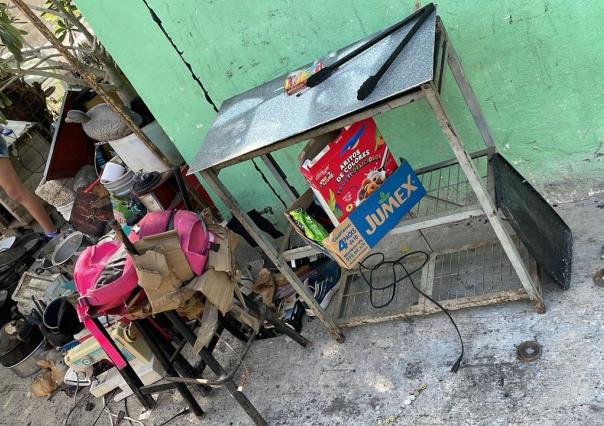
51, 231, 85, 266
3, 338, 47, 378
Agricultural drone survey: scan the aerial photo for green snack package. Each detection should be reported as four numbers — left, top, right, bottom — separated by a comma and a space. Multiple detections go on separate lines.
289, 208, 329, 244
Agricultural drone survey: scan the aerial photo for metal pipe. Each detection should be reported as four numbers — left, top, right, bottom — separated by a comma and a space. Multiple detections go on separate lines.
164, 330, 257, 386
12, 0, 172, 166
172, 166, 193, 210
134, 320, 204, 417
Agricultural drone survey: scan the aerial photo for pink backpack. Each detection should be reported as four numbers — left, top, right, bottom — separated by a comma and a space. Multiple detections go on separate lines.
73, 210, 213, 368
131, 210, 215, 275
74, 240, 139, 314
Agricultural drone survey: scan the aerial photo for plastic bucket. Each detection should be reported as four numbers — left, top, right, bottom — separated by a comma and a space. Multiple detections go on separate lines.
42, 297, 82, 336
100, 162, 126, 184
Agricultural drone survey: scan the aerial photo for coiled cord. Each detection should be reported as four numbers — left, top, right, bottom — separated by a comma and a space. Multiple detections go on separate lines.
358, 251, 464, 372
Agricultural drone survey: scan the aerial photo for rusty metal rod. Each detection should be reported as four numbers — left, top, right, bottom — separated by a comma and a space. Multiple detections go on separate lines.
12, 0, 172, 166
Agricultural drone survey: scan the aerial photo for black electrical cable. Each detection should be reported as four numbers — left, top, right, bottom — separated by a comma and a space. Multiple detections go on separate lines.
156, 408, 191, 426
90, 401, 107, 426
124, 398, 134, 426
64, 388, 91, 426
91, 392, 114, 426
251, 158, 287, 208
359, 252, 429, 309
358, 252, 464, 373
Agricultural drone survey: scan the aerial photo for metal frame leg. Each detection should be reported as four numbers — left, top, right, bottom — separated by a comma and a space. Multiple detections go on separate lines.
443, 27, 499, 200
194, 322, 224, 376
161, 338, 212, 396
433, 19, 448, 95
198, 348, 267, 426
200, 168, 345, 342
163, 312, 268, 426
422, 84, 545, 312
438, 19, 496, 150
134, 320, 205, 417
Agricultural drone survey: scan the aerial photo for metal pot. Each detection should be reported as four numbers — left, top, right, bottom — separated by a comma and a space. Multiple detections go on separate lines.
49, 231, 90, 277
0, 321, 46, 378
4, 338, 47, 378
51, 231, 85, 267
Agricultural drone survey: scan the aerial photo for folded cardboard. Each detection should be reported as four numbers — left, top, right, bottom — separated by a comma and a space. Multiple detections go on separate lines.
286, 160, 426, 269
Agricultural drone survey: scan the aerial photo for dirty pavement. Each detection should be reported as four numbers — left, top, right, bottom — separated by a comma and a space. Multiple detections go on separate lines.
1, 196, 601, 425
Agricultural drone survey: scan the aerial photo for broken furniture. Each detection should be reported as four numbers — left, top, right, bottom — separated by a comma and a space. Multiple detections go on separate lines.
43, 90, 95, 182
71, 218, 309, 425
189, 7, 572, 339
79, 276, 308, 425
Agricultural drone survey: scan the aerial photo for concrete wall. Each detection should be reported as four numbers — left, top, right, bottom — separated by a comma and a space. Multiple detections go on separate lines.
74, 0, 604, 222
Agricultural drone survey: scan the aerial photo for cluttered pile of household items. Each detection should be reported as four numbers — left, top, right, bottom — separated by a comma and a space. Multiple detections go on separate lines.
0, 4, 573, 425
2, 84, 320, 424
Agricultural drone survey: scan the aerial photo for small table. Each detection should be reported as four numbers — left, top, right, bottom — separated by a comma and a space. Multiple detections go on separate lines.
188, 10, 571, 341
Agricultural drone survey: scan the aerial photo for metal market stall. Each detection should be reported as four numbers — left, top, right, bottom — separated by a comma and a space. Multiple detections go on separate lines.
189, 6, 572, 342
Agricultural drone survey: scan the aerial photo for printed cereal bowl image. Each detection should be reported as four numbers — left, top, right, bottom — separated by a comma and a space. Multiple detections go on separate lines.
356, 169, 387, 206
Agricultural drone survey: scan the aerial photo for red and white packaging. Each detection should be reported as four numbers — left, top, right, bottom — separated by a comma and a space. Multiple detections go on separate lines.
300, 118, 397, 225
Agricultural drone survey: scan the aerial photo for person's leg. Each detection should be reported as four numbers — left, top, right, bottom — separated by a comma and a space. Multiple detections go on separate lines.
0, 158, 56, 233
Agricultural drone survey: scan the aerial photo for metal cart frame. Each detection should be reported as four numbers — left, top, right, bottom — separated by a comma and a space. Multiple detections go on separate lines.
193, 17, 545, 342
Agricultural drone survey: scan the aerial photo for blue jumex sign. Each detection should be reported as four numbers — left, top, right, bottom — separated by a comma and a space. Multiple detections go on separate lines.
322, 161, 426, 268
349, 161, 426, 246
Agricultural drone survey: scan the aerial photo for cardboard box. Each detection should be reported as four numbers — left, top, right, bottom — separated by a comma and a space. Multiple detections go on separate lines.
300, 118, 398, 225
286, 160, 426, 269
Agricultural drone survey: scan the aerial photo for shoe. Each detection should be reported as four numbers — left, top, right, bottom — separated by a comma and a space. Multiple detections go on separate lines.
303, 260, 341, 317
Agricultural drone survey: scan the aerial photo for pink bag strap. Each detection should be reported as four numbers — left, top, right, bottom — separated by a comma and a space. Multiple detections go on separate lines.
78, 299, 127, 369
83, 317, 128, 369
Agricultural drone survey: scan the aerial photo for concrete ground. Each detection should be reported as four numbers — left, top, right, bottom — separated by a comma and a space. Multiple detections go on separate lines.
1, 195, 603, 426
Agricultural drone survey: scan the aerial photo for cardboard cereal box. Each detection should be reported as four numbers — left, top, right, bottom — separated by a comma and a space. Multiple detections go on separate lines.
300, 118, 397, 225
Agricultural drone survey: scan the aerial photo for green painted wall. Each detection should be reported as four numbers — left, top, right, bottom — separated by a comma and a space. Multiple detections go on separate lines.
75, 0, 604, 223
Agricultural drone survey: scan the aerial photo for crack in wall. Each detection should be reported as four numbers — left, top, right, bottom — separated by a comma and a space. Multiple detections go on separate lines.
140, 0, 292, 208
141, 0, 219, 112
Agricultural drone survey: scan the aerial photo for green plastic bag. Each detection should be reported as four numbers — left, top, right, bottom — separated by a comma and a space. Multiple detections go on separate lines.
289, 208, 329, 244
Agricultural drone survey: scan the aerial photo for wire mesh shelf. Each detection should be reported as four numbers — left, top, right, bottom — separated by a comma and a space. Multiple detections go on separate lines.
332, 238, 534, 327
410, 154, 488, 219
430, 239, 530, 302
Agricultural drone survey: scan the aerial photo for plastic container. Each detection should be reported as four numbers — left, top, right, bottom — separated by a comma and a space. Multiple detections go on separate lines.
108, 121, 183, 173
103, 171, 135, 196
